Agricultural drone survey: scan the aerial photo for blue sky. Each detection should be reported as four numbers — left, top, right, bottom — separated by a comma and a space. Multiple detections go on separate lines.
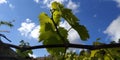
0, 0, 120, 57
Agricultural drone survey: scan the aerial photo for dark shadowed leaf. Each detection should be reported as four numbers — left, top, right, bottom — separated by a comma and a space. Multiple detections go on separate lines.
61, 8, 89, 40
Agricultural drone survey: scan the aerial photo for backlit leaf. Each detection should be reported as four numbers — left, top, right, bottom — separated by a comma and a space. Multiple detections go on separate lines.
53, 10, 62, 25
39, 12, 54, 33
51, 2, 64, 10
43, 31, 66, 56
39, 12, 55, 41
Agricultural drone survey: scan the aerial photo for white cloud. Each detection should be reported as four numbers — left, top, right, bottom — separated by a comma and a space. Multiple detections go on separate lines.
30, 26, 40, 39
60, 21, 71, 30
34, 0, 79, 13
68, 29, 81, 44
26, 18, 32, 22
104, 16, 120, 42
60, 21, 81, 44
18, 18, 40, 40
67, 0, 80, 13
60, 21, 81, 52
18, 18, 80, 42
0, 0, 7, 4
42, 0, 67, 8
9, 3, 15, 9
0, 0, 15, 9
28, 53, 37, 58
34, 0, 39, 3
18, 18, 35, 36
114, 0, 120, 8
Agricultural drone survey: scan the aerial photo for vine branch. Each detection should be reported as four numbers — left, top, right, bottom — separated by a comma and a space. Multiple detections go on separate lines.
3, 42, 120, 50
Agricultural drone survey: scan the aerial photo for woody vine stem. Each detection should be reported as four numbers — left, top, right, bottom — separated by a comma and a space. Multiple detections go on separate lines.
50, 9, 68, 60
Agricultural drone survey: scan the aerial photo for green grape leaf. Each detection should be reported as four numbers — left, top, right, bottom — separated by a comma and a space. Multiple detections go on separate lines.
38, 1, 90, 57
45, 23, 53, 31
39, 31, 54, 41
39, 12, 54, 33
73, 25, 89, 40
39, 12, 55, 41
51, 1, 64, 10
53, 10, 62, 25
61, 8, 89, 40
80, 50, 85, 56
52, 1, 89, 40
16, 40, 33, 58
90, 50, 99, 57
91, 50, 106, 60
61, 8, 78, 25
106, 48, 120, 58
26, 50, 33, 54
43, 31, 66, 56
104, 55, 111, 60
58, 27, 68, 39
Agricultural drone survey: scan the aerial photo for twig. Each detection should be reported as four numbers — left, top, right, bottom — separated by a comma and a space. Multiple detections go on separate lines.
68, 27, 72, 32
0, 34, 12, 42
